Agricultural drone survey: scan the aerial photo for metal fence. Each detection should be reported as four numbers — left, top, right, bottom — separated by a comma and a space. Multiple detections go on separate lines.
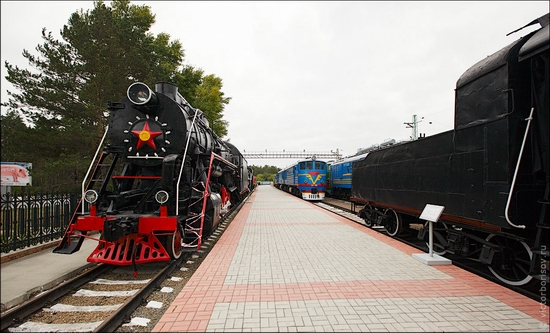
0, 192, 77, 254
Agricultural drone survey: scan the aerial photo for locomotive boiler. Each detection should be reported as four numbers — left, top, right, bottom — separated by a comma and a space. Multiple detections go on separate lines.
54, 82, 252, 266
351, 13, 549, 286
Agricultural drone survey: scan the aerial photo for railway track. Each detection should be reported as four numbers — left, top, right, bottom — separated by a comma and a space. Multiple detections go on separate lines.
1, 254, 183, 332
1, 192, 250, 333
316, 197, 544, 304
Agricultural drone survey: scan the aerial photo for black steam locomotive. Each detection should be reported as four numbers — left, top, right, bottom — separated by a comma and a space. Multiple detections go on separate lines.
54, 82, 253, 266
351, 13, 549, 286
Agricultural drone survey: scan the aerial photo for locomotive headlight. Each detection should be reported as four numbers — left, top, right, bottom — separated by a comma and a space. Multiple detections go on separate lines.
155, 190, 169, 204
84, 190, 99, 204
128, 82, 155, 105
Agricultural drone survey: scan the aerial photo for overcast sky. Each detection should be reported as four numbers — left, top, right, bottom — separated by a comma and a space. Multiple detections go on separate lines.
1, 1, 548, 168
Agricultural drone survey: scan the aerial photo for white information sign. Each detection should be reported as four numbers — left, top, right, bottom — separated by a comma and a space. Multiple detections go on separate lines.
412, 203, 451, 266
419, 204, 445, 222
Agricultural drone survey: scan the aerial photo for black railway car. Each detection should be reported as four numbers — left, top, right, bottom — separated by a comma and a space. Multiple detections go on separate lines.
351, 14, 549, 286
54, 82, 252, 266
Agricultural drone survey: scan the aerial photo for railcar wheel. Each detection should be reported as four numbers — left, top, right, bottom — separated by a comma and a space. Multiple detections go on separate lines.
423, 221, 448, 255
165, 225, 184, 260
485, 234, 533, 286
358, 205, 374, 227
384, 208, 401, 237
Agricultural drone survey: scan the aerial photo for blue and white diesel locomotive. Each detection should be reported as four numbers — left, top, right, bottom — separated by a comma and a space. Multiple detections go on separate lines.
273, 158, 327, 200
326, 153, 368, 200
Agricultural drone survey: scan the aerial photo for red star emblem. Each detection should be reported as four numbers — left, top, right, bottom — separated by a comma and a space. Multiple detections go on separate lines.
131, 121, 162, 150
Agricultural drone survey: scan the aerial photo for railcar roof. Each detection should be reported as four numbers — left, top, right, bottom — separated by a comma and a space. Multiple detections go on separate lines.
329, 153, 369, 166
278, 158, 327, 173
455, 38, 522, 89
456, 13, 548, 88
519, 24, 549, 61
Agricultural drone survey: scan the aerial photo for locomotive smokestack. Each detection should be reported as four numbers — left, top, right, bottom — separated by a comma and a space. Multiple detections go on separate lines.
155, 82, 190, 107
155, 82, 178, 99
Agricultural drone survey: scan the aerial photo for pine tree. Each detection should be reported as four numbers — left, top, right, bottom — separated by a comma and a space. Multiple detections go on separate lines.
2, 0, 231, 191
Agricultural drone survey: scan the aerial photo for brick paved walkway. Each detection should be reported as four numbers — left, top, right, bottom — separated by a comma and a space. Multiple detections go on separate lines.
153, 185, 549, 332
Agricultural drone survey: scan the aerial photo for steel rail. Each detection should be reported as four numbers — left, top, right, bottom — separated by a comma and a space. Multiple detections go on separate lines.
94, 256, 184, 332
0, 264, 107, 331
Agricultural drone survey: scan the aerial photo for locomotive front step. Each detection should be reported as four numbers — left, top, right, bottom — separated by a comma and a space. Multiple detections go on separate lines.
53, 234, 87, 254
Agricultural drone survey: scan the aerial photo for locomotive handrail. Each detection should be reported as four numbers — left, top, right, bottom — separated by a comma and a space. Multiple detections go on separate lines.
82, 125, 110, 214
176, 110, 200, 213
504, 107, 534, 229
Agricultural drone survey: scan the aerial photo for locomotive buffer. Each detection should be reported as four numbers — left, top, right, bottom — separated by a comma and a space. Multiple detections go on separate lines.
412, 204, 452, 265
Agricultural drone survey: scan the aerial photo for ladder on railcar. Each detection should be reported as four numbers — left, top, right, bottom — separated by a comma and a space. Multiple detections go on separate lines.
180, 180, 208, 251
179, 153, 236, 252
179, 154, 214, 252
53, 150, 119, 254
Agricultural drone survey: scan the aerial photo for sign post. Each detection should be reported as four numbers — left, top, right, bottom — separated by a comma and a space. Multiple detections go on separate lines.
412, 204, 452, 265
